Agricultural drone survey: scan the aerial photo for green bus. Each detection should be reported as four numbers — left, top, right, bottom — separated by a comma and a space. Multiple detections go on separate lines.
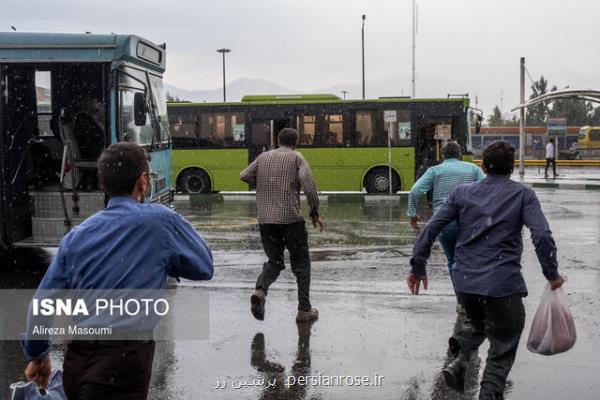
167, 94, 474, 194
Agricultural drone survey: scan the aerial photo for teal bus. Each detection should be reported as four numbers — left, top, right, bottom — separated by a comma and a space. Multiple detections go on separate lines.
0, 32, 172, 251
167, 94, 474, 194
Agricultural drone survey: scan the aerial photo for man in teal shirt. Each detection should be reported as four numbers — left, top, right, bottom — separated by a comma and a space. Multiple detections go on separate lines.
407, 141, 484, 308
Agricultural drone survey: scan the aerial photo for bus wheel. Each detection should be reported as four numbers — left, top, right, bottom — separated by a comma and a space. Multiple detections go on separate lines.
365, 167, 400, 193
179, 169, 211, 194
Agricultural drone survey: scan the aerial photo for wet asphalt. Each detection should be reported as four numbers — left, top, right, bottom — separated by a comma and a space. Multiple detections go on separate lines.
1, 186, 599, 400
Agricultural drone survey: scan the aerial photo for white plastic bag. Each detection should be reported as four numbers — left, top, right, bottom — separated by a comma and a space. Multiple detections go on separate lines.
10, 369, 66, 400
527, 283, 576, 355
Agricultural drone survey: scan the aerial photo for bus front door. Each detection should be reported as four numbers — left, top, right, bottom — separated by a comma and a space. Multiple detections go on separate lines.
0, 66, 6, 249
249, 120, 272, 165
0, 66, 36, 248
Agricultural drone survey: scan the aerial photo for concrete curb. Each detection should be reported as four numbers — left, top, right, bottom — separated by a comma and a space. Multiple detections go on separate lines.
528, 182, 600, 190
172, 182, 600, 202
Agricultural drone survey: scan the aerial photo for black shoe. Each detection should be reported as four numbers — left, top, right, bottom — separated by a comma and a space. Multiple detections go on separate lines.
443, 354, 467, 392
251, 289, 266, 321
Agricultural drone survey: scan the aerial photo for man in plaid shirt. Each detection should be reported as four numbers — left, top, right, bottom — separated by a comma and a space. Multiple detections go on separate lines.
241, 128, 324, 323
407, 141, 485, 310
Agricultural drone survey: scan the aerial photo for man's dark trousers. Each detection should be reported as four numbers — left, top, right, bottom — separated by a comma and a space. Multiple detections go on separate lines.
63, 340, 155, 399
545, 157, 557, 176
450, 293, 525, 400
256, 221, 311, 311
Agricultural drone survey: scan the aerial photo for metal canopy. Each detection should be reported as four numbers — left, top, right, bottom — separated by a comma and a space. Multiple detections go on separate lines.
511, 89, 600, 111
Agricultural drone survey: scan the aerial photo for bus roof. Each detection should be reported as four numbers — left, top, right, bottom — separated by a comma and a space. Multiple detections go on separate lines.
0, 32, 166, 73
241, 94, 341, 102
171, 96, 470, 108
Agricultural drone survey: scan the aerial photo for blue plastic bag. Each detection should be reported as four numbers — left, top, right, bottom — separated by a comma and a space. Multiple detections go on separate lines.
10, 369, 66, 400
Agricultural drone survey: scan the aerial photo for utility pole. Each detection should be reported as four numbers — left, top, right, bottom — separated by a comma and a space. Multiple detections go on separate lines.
341, 90, 348, 100
519, 57, 525, 176
216, 48, 231, 102
412, 0, 416, 98
361, 15, 366, 99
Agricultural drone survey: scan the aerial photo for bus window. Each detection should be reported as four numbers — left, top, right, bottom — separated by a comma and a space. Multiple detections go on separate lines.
356, 111, 373, 146
590, 129, 600, 141
35, 71, 52, 137
356, 110, 391, 146
148, 74, 169, 142
297, 115, 316, 146
198, 112, 245, 148
326, 114, 343, 145
385, 110, 411, 145
120, 89, 154, 144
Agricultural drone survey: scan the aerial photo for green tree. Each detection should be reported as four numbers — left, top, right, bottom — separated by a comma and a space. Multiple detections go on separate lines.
526, 75, 549, 125
166, 91, 182, 102
548, 86, 593, 126
589, 106, 600, 125
505, 114, 519, 127
487, 106, 504, 126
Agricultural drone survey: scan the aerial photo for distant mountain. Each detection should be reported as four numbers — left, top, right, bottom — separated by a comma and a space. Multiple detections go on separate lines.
164, 78, 302, 103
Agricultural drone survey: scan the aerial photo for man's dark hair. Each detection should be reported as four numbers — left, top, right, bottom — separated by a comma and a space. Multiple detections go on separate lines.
482, 140, 515, 175
278, 128, 299, 147
549, 138, 554, 143
441, 141, 462, 160
97, 142, 150, 196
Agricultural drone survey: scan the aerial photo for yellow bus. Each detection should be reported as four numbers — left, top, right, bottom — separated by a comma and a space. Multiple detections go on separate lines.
572, 126, 600, 159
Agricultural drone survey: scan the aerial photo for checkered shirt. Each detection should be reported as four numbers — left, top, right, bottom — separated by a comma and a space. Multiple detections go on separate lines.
407, 158, 485, 217
240, 146, 319, 224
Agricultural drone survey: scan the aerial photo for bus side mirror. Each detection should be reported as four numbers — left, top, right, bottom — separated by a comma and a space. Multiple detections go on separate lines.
476, 114, 482, 135
134, 92, 147, 126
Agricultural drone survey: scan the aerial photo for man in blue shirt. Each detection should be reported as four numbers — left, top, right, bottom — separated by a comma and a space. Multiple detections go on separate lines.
23, 142, 214, 399
407, 141, 564, 399
408, 141, 485, 310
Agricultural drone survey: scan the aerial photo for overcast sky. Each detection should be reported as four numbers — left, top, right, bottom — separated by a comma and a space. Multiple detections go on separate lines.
3, 0, 600, 115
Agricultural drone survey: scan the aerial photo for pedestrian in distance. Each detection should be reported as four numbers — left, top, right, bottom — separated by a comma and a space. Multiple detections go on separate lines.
22, 142, 214, 399
240, 128, 324, 324
407, 140, 565, 400
545, 137, 559, 178
407, 141, 485, 312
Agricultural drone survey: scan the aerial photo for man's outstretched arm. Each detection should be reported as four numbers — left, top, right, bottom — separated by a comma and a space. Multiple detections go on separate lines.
408, 190, 458, 294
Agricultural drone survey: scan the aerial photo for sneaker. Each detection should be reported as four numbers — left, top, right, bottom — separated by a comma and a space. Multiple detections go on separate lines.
442, 354, 467, 392
250, 289, 266, 321
296, 308, 319, 323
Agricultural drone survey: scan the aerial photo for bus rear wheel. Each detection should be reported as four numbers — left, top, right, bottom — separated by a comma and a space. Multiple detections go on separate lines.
179, 169, 211, 194
365, 167, 400, 194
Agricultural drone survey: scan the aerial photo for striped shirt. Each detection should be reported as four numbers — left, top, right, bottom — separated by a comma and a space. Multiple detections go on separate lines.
240, 146, 319, 224
407, 158, 485, 217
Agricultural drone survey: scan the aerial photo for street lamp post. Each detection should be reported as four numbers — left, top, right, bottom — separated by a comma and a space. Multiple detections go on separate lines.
341, 90, 348, 100
361, 15, 366, 100
216, 48, 231, 102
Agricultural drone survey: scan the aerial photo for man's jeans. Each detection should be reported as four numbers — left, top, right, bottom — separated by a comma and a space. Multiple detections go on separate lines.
437, 221, 459, 303
449, 293, 525, 400
256, 221, 312, 312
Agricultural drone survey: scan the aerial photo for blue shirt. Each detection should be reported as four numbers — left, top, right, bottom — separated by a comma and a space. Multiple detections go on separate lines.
410, 175, 559, 297
408, 158, 485, 217
23, 196, 214, 359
